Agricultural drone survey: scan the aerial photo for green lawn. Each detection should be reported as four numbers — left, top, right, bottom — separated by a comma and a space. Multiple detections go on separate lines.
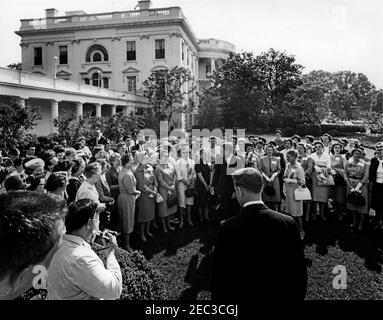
132, 211, 383, 300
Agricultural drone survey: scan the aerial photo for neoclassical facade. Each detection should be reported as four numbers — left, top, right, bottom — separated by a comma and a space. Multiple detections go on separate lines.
12, 0, 235, 132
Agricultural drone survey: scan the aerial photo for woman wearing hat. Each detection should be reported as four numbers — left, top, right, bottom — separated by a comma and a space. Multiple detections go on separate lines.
155, 149, 177, 233
297, 143, 314, 222
25, 158, 45, 191
321, 133, 332, 155
134, 151, 157, 242
310, 140, 332, 221
344, 147, 370, 231
118, 154, 141, 250
284, 149, 306, 239
260, 144, 282, 211
330, 142, 347, 221
370, 142, 383, 229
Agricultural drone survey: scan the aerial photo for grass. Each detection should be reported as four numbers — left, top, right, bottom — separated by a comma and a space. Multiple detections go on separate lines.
131, 209, 383, 300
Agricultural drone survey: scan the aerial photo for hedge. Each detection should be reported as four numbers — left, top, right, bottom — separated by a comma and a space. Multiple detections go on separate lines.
18, 246, 167, 300
295, 124, 365, 137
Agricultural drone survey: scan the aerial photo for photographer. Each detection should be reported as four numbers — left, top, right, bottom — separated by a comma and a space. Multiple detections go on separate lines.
47, 199, 122, 300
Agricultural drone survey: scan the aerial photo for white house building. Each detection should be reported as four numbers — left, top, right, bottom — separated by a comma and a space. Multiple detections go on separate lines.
0, 0, 236, 136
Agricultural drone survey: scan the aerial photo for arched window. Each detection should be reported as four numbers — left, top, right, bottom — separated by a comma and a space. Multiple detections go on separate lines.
86, 44, 109, 62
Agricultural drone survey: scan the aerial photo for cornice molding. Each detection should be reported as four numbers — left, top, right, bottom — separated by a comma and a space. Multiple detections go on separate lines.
16, 18, 200, 49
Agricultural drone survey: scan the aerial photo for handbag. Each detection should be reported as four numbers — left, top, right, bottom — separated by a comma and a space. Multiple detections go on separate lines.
185, 188, 196, 198
334, 173, 345, 186
167, 192, 177, 208
264, 182, 276, 196
317, 175, 335, 186
294, 187, 312, 201
347, 192, 366, 206
156, 193, 164, 204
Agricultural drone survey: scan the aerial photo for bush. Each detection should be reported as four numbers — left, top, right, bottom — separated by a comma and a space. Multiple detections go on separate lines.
296, 124, 322, 136
18, 246, 167, 300
96, 247, 167, 300
321, 124, 365, 134
283, 127, 295, 137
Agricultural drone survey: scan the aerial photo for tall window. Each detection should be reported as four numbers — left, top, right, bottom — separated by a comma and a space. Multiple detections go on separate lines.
59, 46, 68, 64
103, 78, 109, 89
186, 49, 189, 65
127, 76, 136, 93
155, 39, 165, 59
92, 72, 101, 87
126, 41, 136, 61
206, 64, 211, 76
34, 47, 42, 66
182, 42, 184, 61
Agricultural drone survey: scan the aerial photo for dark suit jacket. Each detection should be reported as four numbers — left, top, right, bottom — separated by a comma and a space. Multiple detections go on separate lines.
212, 155, 243, 196
211, 203, 307, 301
369, 157, 380, 183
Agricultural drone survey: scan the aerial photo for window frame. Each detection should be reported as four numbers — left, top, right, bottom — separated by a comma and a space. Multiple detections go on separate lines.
59, 45, 68, 65
126, 41, 136, 61
34, 47, 43, 66
155, 39, 165, 60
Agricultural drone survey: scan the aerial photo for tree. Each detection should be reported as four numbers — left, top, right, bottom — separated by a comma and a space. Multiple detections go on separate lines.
205, 49, 303, 130
54, 111, 146, 144
7, 62, 22, 70
142, 66, 196, 133
287, 79, 330, 125
0, 100, 39, 148
197, 88, 223, 128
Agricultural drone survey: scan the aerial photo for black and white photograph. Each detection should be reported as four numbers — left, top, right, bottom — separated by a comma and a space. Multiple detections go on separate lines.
0, 0, 382, 311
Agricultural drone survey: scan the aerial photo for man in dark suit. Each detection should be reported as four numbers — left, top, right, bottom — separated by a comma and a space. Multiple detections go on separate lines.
211, 167, 307, 301
212, 142, 244, 219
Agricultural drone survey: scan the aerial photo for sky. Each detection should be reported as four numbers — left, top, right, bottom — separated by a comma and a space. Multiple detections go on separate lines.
0, 0, 382, 88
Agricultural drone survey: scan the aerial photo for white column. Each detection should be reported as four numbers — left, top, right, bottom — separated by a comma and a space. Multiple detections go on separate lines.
75, 102, 83, 119
122, 105, 129, 116
18, 97, 28, 108
50, 100, 59, 133
95, 103, 102, 118
111, 105, 116, 116
211, 58, 216, 73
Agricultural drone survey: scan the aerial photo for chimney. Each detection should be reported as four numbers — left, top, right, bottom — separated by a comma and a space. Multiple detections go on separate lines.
137, 0, 152, 10
45, 8, 59, 18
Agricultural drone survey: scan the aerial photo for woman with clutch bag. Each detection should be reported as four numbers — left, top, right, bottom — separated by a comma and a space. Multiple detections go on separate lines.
344, 147, 370, 231
284, 149, 306, 240
195, 148, 212, 223
155, 149, 177, 233
297, 143, 314, 222
134, 151, 157, 242
330, 142, 347, 221
118, 153, 141, 251
260, 144, 281, 211
310, 141, 333, 221
175, 146, 196, 228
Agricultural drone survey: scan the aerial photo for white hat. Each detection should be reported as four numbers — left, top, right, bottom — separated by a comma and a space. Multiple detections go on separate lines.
24, 158, 44, 168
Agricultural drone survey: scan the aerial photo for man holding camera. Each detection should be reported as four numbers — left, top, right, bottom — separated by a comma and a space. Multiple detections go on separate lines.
47, 199, 122, 300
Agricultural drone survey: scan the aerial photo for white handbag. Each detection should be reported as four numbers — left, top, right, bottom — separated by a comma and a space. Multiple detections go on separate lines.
156, 193, 164, 204
294, 187, 312, 201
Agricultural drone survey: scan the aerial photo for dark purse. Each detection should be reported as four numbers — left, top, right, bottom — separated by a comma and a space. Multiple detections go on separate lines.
334, 173, 345, 186
264, 182, 276, 196
185, 188, 196, 197
167, 192, 177, 208
347, 192, 366, 206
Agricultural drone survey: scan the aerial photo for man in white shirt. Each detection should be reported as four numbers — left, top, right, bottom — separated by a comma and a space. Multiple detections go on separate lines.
47, 199, 122, 300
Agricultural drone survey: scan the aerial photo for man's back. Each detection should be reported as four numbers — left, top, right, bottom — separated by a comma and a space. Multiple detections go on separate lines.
211, 203, 307, 301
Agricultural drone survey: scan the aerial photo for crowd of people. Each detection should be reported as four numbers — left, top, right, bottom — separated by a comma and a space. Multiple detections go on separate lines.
1, 126, 383, 300
0, 128, 382, 250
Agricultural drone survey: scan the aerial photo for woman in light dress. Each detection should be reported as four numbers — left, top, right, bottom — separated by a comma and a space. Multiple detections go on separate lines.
284, 149, 306, 239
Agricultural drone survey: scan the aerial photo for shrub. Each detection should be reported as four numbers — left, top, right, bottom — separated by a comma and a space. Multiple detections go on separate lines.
96, 247, 167, 300
296, 124, 321, 136
283, 127, 295, 137
18, 246, 167, 300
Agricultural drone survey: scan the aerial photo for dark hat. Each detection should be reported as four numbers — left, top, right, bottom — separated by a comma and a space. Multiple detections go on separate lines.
275, 129, 282, 134
292, 135, 301, 142
4, 175, 27, 191
258, 137, 267, 144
